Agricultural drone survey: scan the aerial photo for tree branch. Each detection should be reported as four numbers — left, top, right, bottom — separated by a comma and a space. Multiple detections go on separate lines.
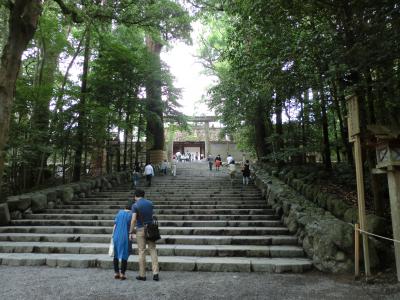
53, 0, 83, 23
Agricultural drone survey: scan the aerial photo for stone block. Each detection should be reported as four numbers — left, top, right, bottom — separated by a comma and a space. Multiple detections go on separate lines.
0, 203, 10, 225
61, 187, 74, 202
42, 189, 57, 203
7, 195, 31, 212
79, 182, 89, 194
335, 251, 346, 262
316, 194, 327, 209
331, 199, 349, 219
366, 214, 388, 236
10, 210, 22, 220
31, 193, 47, 212
343, 208, 358, 224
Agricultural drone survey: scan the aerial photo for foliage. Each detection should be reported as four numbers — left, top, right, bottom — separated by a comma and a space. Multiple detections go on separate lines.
2, 0, 192, 193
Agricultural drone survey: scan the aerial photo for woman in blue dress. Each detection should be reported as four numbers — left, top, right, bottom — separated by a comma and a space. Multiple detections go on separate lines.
113, 203, 132, 280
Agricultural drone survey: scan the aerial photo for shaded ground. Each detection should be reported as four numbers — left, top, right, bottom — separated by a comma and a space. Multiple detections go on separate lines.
0, 266, 399, 300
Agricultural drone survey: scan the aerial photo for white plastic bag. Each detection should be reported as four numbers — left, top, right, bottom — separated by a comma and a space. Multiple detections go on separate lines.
108, 237, 114, 257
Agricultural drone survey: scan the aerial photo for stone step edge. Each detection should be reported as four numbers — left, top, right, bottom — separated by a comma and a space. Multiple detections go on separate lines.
12, 219, 281, 224
0, 226, 289, 230
0, 233, 296, 240
0, 253, 312, 273
0, 241, 304, 251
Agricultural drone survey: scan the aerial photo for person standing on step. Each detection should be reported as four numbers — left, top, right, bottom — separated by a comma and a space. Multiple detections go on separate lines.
227, 154, 233, 165
130, 189, 160, 281
171, 155, 177, 176
144, 162, 154, 187
242, 160, 251, 185
207, 154, 213, 171
113, 202, 132, 280
215, 154, 222, 171
229, 159, 236, 185
132, 163, 141, 188
161, 159, 168, 175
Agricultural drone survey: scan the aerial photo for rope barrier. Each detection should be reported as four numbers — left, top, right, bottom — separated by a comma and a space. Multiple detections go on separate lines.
347, 222, 400, 244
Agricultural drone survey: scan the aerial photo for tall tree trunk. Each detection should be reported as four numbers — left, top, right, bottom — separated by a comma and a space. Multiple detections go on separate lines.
319, 86, 332, 171
73, 28, 91, 181
331, 80, 353, 164
275, 94, 284, 151
123, 111, 130, 171
332, 111, 341, 163
0, 0, 42, 200
135, 108, 143, 165
116, 109, 122, 172
32, 26, 63, 186
301, 90, 310, 163
362, 70, 384, 216
145, 36, 165, 154
253, 100, 268, 160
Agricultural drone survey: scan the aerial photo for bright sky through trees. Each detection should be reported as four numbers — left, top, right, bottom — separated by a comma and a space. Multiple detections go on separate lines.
161, 22, 216, 116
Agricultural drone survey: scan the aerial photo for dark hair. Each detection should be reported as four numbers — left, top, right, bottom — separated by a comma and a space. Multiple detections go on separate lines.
134, 188, 145, 198
125, 200, 133, 210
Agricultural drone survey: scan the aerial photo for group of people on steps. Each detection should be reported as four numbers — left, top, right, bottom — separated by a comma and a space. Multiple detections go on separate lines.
112, 155, 251, 281
208, 154, 251, 185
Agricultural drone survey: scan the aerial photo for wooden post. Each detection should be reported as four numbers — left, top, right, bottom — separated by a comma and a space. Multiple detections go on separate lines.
347, 95, 371, 278
354, 135, 371, 277
204, 121, 210, 156
387, 167, 400, 281
355, 223, 360, 278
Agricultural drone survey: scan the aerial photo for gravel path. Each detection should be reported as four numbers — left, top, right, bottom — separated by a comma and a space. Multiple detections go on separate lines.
1, 266, 400, 300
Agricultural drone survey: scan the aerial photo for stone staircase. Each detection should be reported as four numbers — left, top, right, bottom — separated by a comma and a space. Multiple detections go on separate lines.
0, 162, 312, 272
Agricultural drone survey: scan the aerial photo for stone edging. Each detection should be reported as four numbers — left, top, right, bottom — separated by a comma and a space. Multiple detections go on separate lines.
0, 171, 131, 226
252, 165, 384, 273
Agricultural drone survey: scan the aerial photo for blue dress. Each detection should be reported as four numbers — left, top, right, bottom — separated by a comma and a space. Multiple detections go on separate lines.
113, 210, 132, 260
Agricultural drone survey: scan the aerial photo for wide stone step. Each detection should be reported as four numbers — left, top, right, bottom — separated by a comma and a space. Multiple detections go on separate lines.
55, 204, 268, 210
87, 195, 263, 200
42, 208, 275, 215
0, 226, 290, 235
0, 233, 298, 245
0, 253, 312, 273
11, 219, 282, 227
0, 242, 305, 258
69, 200, 266, 205
96, 189, 262, 195
24, 214, 279, 221
98, 190, 259, 194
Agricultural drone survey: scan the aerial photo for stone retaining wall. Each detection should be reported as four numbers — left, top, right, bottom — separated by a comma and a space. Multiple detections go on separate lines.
253, 165, 391, 273
0, 171, 131, 226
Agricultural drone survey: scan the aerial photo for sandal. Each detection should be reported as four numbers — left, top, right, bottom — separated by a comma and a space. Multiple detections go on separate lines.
114, 273, 120, 279
120, 274, 127, 280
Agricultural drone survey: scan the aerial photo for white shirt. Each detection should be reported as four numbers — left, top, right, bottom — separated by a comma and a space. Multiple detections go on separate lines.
144, 164, 154, 176
227, 156, 233, 164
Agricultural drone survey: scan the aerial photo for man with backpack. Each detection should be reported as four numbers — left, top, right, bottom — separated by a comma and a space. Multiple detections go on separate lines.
130, 189, 159, 281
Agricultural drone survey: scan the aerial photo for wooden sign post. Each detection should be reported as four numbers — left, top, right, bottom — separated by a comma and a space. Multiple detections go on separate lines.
346, 95, 371, 278
368, 124, 400, 281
